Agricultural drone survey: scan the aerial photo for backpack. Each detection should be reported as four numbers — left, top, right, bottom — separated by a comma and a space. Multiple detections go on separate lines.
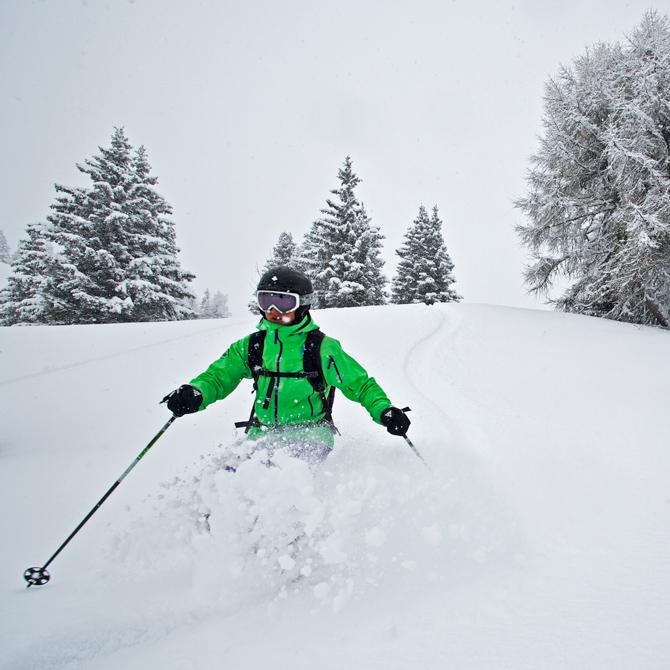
234, 329, 337, 434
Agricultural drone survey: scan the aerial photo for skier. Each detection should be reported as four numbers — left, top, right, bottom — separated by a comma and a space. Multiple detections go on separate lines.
162, 266, 411, 462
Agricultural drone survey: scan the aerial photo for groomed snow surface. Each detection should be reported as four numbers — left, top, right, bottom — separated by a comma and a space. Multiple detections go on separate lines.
1, 303, 669, 669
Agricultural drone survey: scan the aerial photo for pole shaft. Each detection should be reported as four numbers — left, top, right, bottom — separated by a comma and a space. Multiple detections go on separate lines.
40, 415, 176, 571
404, 435, 430, 469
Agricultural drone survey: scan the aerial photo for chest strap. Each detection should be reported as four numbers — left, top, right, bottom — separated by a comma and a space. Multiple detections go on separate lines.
235, 327, 337, 433
256, 369, 319, 410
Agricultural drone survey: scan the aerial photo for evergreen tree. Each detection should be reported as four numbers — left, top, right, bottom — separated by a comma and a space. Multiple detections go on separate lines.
0, 229, 11, 264
302, 156, 387, 308
124, 145, 196, 321
353, 203, 387, 306
267, 232, 298, 267
199, 289, 212, 318
185, 293, 199, 316
297, 226, 326, 308
199, 288, 230, 318
391, 205, 461, 305
516, 11, 670, 327
12, 128, 195, 325
210, 291, 230, 318
43, 129, 134, 324
0, 222, 52, 325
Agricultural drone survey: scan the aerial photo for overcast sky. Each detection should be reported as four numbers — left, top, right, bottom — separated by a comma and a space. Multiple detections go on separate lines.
0, 0, 660, 315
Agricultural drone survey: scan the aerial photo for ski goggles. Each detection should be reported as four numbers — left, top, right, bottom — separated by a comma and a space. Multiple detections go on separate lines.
256, 290, 311, 313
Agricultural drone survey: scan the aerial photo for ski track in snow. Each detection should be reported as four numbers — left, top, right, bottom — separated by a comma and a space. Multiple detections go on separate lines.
402, 305, 458, 435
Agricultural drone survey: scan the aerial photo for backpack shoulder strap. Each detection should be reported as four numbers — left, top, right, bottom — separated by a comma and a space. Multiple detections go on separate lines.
304, 330, 338, 432
303, 329, 326, 392
247, 330, 266, 389
234, 331, 267, 433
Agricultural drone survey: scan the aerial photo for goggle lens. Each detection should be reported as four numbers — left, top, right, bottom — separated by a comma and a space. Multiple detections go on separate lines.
257, 291, 299, 313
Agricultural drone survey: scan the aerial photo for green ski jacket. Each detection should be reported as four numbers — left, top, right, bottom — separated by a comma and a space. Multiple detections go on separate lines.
189, 314, 392, 438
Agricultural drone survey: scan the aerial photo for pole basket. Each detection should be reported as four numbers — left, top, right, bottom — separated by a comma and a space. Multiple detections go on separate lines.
24, 566, 50, 587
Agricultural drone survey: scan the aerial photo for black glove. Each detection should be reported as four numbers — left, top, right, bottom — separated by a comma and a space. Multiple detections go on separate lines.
381, 406, 411, 437
161, 384, 203, 417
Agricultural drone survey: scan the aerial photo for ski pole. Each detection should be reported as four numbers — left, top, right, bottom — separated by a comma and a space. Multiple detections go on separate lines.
23, 414, 177, 588
403, 435, 430, 470
395, 407, 429, 470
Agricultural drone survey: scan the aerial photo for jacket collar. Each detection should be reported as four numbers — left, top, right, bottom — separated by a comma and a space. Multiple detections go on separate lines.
256, 312, 319, 336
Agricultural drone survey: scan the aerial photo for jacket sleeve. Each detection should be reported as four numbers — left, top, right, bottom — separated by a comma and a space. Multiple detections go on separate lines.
321, 337, 392, 424
189, 335, 252, 410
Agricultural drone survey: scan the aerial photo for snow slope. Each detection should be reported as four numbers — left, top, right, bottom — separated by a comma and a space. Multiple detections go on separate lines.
1, 304, 669, 669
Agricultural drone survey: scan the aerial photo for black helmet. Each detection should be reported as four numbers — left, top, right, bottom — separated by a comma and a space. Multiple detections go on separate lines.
256, 266, 314, 320
257, 266, 313, 295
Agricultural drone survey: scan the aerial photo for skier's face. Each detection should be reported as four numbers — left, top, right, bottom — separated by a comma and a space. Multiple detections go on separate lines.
264, 306, 297, 325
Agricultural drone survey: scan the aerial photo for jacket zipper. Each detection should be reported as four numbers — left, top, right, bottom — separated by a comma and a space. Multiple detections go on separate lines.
274, 329, 283, 425
327, 355, 343, 384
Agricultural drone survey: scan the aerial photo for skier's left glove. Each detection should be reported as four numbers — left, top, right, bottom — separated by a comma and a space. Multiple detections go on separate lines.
161, 384, 203, 417
381, 406, 411, 437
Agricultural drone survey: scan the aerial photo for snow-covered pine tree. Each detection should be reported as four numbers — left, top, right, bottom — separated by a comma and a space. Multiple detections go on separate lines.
41, 128, 136, 324
199, 289, 231, 318
185, 294, 199, 316
516, 11, 670, 327
199, 289, 212, 318
298, 226, 327, 309
0, 229, 11, 264
391, 205, 461, 305
0, 222, 52, 325
38, 182, 100, 324
29, 128, 194, 325
303, 156, 387, 308
354, 203, 387, 305
124, 145, 195, 321
268, 232, 298, 267
210, 291, 230, 318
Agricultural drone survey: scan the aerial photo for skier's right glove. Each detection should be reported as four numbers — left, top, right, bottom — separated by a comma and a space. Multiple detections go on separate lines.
381, 406, 411, 437
161, 384, 203, 417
